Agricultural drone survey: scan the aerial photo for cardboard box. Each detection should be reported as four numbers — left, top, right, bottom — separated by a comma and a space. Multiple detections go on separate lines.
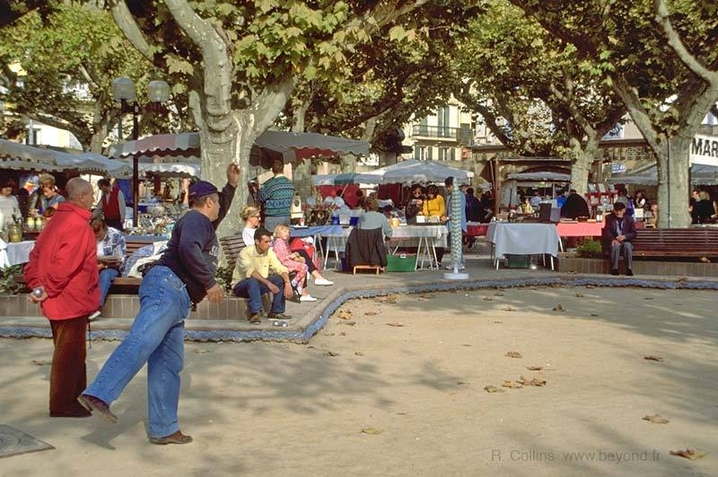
387, 254, 416, 272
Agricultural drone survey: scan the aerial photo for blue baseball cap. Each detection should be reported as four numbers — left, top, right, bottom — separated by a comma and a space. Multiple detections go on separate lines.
189, 180, 218, 199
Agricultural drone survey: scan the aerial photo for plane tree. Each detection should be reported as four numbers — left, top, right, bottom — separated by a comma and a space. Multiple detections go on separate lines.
454, 0, 626, 194
511, 0, 718, 227
0, 3, 160, 152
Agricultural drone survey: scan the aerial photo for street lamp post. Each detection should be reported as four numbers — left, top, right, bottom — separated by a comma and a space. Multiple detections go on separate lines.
112, 77, 170, 227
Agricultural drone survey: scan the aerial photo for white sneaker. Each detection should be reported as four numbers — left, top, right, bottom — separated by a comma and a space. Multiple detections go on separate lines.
88, 310, 102, 322
314, 278, 334, 286
300, 295, 318, 302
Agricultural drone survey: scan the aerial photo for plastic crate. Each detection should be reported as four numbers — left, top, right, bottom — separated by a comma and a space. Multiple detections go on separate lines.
505, 254, 531, 269
386, 254, 417, 272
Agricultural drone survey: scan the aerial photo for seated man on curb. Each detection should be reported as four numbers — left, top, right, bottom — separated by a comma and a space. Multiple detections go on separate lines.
232, 227, 294, 323
602, 202, 637, 276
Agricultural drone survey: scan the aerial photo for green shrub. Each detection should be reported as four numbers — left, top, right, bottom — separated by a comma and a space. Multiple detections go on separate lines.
0, 264, 25, 295
575, 239, 603, 258
215, 266, 234, 292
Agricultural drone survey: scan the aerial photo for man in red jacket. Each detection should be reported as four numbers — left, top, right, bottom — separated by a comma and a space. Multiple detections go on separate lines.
25, 177, 100, 418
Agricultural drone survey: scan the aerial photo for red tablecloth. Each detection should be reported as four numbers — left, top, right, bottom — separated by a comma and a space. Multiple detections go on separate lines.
466, 224, 489, 237
555, 221, 604, 237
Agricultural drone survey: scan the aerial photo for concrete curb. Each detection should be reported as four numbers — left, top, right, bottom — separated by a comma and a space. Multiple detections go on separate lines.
2, 273, 717, 343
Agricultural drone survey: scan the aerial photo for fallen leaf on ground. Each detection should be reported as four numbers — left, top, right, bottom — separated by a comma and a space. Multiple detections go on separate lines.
503, 306, 515, 312
461, 344, 472, 347
338, 320, 356, 326
338, 332, 346, 336
644, 297, 654, 300
574, 293, 585, 298
493, 321, 502, 324
192, 349, 211, 354
552, 304, 565, 312
482, 297, 493, 301
323, 351, 339, 357
502, 381, 523, 389
585, 285, 595, 289
484, 385, 506, 393
644, 355, 663, 362
526, 366, 544, 371
642, 414, 670, 424
676, 276, 687, 283
361, 428, 383, 435
354, 351, 364, 356
31, 360, 51, 366
419, 294, 434, 299
518, 375, 547, 386
386, 322, 404, 327
669, 449, 706, 460
381, 294, 399, 304
590, 313, 599, 317
505, 351, 523, 358
364, 311, 378, 316
337, 309, 353, 320
395, 412, 408, 415
457, 381, 469, 385
494, 292, 505, 296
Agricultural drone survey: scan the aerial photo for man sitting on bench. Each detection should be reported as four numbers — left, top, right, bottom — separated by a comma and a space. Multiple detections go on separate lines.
232, 227, 294, 324
602, 202, 637, 276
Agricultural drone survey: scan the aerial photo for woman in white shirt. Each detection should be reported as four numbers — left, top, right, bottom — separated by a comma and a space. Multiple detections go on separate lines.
240, 205, 262, 245
0, 178, 21, 228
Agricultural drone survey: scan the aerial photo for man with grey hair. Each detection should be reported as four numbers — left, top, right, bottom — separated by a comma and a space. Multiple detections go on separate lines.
25, 177, 100, 418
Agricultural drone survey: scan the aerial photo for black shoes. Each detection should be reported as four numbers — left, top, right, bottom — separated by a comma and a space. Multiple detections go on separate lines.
626, 269, 634, 276
610, 269, 619, 276
50, 409, 91, 418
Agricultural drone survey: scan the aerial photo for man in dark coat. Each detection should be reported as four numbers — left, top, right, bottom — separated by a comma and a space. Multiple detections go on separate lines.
560, 189, 589, 219
601, 202, 637, 276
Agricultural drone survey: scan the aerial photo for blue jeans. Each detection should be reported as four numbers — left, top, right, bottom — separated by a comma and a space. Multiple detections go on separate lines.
98, 268, 120, 307
232, 275, 285, 314
84, 266, 191, 438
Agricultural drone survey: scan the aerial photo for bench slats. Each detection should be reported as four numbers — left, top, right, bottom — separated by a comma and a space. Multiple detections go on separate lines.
631, 228, 718, 258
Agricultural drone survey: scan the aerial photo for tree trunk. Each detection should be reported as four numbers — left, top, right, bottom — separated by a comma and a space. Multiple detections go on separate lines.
568, 135, 598, 195
291, 100, 313, 202
656, 135, 691, 228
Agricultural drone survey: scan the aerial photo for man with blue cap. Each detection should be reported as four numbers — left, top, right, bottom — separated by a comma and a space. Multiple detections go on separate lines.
79, 163, 240, 445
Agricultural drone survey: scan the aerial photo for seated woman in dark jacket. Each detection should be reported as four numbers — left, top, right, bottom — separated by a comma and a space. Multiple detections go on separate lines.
404, 184, 424, 224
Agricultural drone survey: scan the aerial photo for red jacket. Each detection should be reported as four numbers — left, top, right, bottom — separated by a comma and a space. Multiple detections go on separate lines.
24, 202, 100, 320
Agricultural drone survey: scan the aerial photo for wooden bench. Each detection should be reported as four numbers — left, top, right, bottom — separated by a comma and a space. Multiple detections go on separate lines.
219, 235, 246, 270
630, 228, 718, 259
114, 237, 171, 290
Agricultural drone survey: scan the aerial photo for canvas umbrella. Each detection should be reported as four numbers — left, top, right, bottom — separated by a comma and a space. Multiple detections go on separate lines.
0, 139, 132, 176
250, 130, 370, 167
353, 159, 474, 185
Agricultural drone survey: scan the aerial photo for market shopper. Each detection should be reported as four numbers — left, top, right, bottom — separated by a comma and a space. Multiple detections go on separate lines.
92, 178, 126, 231
78, 163, 240, 445
259, 159, 294, 232
24, 177, 99, 418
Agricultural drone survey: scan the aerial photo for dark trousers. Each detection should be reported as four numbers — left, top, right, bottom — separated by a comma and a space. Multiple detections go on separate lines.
232, 275, 286, 314
105, 217, 124, 231
49, 316, 88, 415
294, 248, 317, 274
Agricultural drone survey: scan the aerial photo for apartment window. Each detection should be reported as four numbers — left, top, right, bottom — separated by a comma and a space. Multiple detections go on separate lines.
418, 117, 429, 135
438, 106, 450, 137
438, 147, 449, 161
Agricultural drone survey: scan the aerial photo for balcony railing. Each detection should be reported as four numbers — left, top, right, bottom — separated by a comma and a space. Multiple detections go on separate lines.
411, 125, 460, 139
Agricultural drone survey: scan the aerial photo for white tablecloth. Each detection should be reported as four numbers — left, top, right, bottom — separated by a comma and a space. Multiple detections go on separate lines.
487, 223, 560, 258
0, 240, 35, 268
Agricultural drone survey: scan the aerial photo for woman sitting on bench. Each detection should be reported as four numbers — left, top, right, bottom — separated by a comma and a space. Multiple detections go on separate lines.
89, 217, 126, 320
